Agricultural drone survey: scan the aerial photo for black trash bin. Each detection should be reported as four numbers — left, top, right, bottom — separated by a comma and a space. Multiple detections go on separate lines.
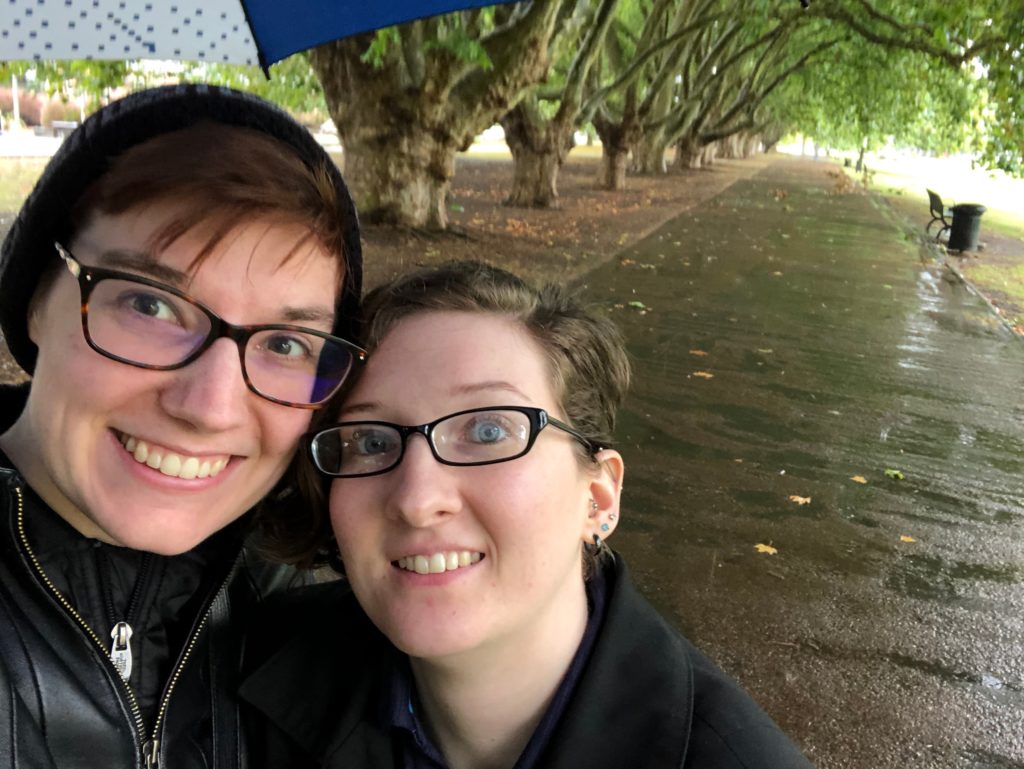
948, 203, 986, 251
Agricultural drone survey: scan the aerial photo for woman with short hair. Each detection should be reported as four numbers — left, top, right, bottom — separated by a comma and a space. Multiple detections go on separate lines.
241, 261, 813, 769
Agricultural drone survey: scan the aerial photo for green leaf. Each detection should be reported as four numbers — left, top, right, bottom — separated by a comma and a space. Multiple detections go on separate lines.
884, 468, 905, 480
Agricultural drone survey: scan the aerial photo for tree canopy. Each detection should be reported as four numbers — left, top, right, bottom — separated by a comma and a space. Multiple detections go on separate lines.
2, 0, 1021, 224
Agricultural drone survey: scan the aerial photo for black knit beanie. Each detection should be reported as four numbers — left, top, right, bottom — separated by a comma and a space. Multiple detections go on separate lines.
0, 83, 362, 375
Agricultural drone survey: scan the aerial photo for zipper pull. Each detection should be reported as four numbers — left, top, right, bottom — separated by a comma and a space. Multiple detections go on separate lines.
143, 738, 160, 769
110, 621, 134, 680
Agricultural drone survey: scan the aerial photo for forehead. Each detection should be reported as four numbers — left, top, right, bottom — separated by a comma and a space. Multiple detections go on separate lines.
67, 204, 340, 325
346, 311, 556, 409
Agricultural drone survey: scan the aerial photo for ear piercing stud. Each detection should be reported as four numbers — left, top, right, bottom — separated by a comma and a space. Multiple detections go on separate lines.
590, 499, 599, 511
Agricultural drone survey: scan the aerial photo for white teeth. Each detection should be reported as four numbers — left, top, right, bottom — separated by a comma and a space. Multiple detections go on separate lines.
396, 551, 483, 574
159, 454, 181, 477
119, 434, 229, 480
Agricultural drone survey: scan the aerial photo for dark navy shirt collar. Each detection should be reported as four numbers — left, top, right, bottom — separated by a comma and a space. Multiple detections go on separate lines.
380, 565, 610, 769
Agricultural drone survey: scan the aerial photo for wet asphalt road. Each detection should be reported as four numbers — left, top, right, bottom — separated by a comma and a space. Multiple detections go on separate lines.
581, 157, 1024, 769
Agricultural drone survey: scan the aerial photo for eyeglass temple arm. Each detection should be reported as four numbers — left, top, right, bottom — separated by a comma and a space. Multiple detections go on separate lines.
54, 242, 82, 278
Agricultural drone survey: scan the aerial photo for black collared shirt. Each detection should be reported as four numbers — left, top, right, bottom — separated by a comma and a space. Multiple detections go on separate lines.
381, 569, 609, 769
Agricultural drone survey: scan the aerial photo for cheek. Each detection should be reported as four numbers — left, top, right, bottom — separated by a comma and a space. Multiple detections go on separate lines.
257, 408, 315, 459
328, 481, 366, 552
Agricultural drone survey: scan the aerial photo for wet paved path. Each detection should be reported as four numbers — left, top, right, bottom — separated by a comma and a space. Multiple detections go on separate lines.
582, 157, 1024, 769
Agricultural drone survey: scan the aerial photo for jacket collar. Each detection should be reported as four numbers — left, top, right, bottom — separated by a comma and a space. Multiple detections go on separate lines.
240, 557, 694, 768
535, 556, 693, 768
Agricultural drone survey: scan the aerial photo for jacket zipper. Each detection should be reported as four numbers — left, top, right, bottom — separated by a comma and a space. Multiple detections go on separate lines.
97, 546, 156, 680
13, 484, 227, 769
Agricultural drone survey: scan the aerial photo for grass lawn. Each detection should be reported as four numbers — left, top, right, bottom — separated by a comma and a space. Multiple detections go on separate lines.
0, 157, 49, 213
864, 153, 1024, 242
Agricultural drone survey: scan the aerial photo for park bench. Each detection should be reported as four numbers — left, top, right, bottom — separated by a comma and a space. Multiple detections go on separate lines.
51, 120, 79, 139
926, 189, 952, 241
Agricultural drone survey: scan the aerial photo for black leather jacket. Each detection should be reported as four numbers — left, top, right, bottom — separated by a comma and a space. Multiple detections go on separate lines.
0, 387, 304, 769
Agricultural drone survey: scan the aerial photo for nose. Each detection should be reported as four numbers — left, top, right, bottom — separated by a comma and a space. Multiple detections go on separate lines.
387, 435, 461, 529
159, 338, 252, 432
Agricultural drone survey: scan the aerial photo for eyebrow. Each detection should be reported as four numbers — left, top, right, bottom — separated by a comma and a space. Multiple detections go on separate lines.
96, 249, 188, 286
93, 249, 337, 327
341, 380, 534, 419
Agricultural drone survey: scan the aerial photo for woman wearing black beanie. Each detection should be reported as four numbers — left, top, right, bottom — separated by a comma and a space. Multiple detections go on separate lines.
0, 84, 363, 769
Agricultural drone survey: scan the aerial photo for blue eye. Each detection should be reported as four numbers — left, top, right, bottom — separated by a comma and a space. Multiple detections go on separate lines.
350, 429, 399, 456
467, 419, 509, 444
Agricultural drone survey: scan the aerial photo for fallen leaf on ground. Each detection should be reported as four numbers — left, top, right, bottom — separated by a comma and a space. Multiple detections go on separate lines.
788, 495, 811, 505
758, 348, 774, 354
884, 468, 905, 480
692, 371, 715, 379
688, 349, 709, 357
899, 535, 916, 543
850, 475, 868, 484
627, 301, 648, 310
772, 271, 784, 276
755, 543, 778, 555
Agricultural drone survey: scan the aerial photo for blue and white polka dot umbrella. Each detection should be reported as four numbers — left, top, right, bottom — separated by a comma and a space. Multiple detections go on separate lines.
1, 0, 510, 70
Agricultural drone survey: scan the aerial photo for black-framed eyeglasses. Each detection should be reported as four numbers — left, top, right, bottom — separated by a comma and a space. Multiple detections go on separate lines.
55, 242, 366, 408
306, 405, 599, 478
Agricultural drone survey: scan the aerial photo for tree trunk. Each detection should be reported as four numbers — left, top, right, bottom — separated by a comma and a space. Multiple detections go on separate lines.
673, 137, 703, 170
599, 148, 629, 190
632, 135, 669, 174
700, 142, 717, 167
501, 101, 566, 208
593, 108, 640, 191
308, 0, 562, 229
506, 146, 562, 207
342, 135, 456, 229
855, 145, 866, 172
717, 134, 742, 159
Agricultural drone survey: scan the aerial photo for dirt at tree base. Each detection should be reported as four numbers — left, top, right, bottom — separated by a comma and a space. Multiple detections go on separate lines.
0, 151, 773, 384
359, 151, 775, 291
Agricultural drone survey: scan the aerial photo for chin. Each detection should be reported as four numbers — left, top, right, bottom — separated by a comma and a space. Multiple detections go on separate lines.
386, 626, 483, 661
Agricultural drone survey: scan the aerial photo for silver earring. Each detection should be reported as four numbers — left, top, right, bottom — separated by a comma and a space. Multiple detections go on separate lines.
590, 499, 599, 511
608, 513, 617, 521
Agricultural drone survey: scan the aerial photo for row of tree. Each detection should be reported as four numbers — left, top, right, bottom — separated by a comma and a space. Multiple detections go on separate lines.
3, 1, 1022, 230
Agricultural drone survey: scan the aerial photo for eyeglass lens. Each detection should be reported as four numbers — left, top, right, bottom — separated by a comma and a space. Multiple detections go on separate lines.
85, 277, 353, 405
312, 408, 535, 476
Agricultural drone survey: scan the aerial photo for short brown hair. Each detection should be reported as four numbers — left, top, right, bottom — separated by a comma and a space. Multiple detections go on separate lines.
266, 261, 632, 570
70, 122, 347, 273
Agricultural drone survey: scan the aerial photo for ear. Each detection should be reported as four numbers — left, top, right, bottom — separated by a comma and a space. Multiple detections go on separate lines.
26, 271, 59, 345
582, 448, 624, 543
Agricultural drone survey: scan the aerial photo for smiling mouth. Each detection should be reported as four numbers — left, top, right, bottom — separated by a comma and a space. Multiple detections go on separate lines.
117, 432, 230, 480
394, 551, 484, 575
